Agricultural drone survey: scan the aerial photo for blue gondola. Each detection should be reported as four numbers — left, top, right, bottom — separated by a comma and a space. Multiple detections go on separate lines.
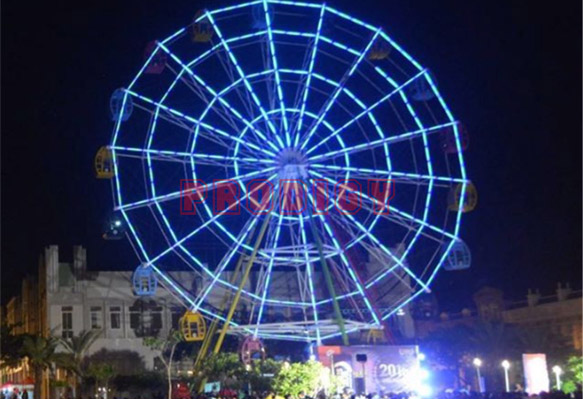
251, 3, 274, 30
132, 265, 158, 296
110, 88, 133, 122
444, 239, 471, 271
409, 72, 437, 101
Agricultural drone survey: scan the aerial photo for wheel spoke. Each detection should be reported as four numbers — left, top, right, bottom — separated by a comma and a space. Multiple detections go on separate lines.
157, 42, 279, 153
116, 166, 276, 212
305, 69, 428, 155
308, 121, 457, 162
304, 186, 381, 325
262, 0, 290, 147
125, 89, 277, 158
298, 29, 381, 151
205, 12, 286, 148
294, 4, 326, 147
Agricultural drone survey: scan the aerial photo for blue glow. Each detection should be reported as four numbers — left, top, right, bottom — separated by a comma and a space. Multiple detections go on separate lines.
299, 29, 381, 152
295, 4, 325, 147
205, 12, 285, 148
108, 0, 469, 341
262, 0, 290, 147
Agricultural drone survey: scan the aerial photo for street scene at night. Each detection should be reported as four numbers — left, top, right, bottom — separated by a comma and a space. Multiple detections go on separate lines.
1, 1, 581, 399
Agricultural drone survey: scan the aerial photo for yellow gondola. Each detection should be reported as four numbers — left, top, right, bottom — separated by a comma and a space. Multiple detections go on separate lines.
366, 328, 386, 344
368, 40, 391, 61
448, 182, 478, 213
95, 146, 114, 179
192, 11, 214, 43
180, 311, 206, 341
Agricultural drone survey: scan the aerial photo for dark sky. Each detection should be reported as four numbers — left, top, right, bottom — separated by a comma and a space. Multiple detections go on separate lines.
2, 0, 581, 308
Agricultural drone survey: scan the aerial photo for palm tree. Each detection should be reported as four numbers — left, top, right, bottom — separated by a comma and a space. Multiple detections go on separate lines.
59, 329, 102, 396
21, 335, 60, 399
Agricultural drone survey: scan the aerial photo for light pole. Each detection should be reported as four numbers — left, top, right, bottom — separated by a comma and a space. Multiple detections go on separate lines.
552, 365, 562, 391
501, 360, 511, 392
473, 358, 483, 392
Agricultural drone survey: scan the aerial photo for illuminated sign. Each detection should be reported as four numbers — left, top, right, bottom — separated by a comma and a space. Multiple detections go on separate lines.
317, 345, 420, 393
522, 353, 550, 394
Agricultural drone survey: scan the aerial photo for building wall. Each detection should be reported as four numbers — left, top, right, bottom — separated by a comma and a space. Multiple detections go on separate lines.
502, 295, 582, 350
44, 246, 196, 369
412, 286, 583, 351
1, 245, 201, 398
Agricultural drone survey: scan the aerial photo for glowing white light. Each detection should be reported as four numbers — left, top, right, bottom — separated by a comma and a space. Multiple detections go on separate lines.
502, 360, 510, 369
473, 358, 482, 367
418, 352, 426, 361
418, 385, 432, 397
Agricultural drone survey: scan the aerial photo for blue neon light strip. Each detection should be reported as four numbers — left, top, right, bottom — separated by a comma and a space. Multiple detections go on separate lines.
310, 164, 467, 184
309, 170, 457, 241
254, 205, 285, 336
109, 0, 469, 340
262, 0, 290, 147
298, 211, 322, 343
309, 121, 458, 162
156, 42, 280, 153
205, 12, 286, 148
125, 89, 277, 158
294, 3, 325, 147
305, 69, 428, 155
117, 167, 275, 212
305, 187, 381, 325
299, 29, 381, 152
112, 146, 275, 164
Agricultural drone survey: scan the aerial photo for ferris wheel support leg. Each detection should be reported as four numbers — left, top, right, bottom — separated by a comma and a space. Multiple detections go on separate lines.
197, 212, 272, 392
195, 225, 265, 393
214, 210, 274, 352
303, 185, 349, 345
194, 221, 261, 372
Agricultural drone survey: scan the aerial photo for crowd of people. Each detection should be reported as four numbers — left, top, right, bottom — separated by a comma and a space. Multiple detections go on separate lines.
2, 387, 581, 399
183, 389, 583, 399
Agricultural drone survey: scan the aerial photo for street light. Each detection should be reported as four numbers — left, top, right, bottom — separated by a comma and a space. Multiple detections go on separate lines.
552, 365, 562, 390
473, 358, 483, 392
501, 360, 511, 392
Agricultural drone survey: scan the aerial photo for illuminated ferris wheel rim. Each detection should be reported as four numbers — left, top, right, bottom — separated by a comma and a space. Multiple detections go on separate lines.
108, 0, 471, 342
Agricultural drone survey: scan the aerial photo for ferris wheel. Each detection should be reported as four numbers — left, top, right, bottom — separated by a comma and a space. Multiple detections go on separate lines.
97, 0, 475, 345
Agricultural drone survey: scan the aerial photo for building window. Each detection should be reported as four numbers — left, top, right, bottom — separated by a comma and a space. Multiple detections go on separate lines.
62, 306, 73, 339
129, 306, 142, 331
171, 309, 182, 329
110, 306, 122, 329
90, 306, 103, 330
152, 306, 163, 330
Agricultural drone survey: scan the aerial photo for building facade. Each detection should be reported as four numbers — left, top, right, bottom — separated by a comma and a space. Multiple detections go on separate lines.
1, 245, 198, 398
414, 285, 583, 350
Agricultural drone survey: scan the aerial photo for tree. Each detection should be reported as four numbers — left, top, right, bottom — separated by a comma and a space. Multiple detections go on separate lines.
243, 359, 283, 392
272, 360, 326, 397
0, 323, 26, 368
21, 335, 60, 399
144, 329, 184, 399
199, 352, 246, 387
59, 329, 102, 396
87, 363, 116, 396
562, 356, 583, 394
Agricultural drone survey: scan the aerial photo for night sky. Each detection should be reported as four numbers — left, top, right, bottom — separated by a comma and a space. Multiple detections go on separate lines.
2, 1, 581, 308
